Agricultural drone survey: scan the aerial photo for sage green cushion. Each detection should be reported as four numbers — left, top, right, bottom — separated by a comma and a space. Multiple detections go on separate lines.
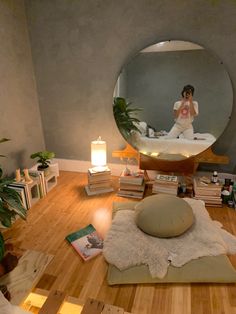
135, 194, 194, 237
107, 255, 236, 284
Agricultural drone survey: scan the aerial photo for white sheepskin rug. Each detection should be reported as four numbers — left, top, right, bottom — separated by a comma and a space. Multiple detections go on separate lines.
103, 198, 236, 279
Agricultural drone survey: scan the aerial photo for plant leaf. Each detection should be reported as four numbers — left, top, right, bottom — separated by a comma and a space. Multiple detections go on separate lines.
113, 96, 143, 137
0, 202, 14, 228
0, 178, 14, 188
0, 187, 27, 219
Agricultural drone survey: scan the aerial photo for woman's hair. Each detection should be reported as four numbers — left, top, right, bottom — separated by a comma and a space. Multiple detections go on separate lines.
181, 85, 195, 97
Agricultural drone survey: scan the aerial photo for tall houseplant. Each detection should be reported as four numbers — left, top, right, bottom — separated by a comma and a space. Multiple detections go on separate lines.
0, 138, 27, 263
113, 97, 142, 139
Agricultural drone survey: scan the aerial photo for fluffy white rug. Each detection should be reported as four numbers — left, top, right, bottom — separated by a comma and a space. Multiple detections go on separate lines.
103, 198, 236, 279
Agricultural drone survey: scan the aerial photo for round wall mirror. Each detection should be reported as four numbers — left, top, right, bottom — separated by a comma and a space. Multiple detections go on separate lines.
114, 40, 233, 160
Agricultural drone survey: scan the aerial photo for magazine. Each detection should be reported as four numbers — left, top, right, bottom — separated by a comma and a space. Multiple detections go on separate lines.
65, 224, 103, 261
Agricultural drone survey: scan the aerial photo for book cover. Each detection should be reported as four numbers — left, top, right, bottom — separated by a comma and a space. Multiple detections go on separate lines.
88, 173, 111, 183
89, 181, 112, 190
117, 191, 144, 199
119, 172, 144, 185
29, 170, 47, 197
155, 175, 178, 185
119, 182, 145, 191
194, 196, 222, 203
88, 167, 111, 176
194, 177, 222, 190
118, 189, 144, 197
8, 182, 31, 209
7, 184, 28, 210
152, 187, 177, 195
193, 178, 222, 196
66, 224, 103, 261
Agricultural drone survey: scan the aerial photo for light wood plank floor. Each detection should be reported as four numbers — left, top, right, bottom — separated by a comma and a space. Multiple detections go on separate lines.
3, 171, 236, 314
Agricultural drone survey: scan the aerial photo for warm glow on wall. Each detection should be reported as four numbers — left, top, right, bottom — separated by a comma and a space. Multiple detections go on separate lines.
91, 136, 107, 170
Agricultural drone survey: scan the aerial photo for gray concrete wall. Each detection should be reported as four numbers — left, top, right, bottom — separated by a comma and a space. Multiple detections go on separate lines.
24, 0, 236, 172
0, 0, 45, 176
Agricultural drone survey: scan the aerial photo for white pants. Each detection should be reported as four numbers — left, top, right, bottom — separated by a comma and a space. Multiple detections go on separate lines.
167, 123, 194, 140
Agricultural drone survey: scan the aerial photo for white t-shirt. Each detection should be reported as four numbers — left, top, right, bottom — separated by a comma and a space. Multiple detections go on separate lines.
173, 100, 199, 127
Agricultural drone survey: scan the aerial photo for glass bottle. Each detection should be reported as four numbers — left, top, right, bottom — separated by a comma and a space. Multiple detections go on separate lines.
212, 171, 218, 184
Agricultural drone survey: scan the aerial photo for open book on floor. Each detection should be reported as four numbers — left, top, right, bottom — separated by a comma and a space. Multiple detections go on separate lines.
65, 224, 103, 261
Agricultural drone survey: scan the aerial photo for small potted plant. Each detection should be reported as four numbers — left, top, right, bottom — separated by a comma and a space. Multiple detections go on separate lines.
30, 150, 55, 175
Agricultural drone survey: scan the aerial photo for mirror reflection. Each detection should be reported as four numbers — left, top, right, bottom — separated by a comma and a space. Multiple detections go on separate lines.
114, 40, 233, 160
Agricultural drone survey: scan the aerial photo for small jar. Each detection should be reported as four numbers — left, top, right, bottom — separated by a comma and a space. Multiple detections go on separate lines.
212, 171, 218, 184
228, 200, 234, 208
221, 189, 231, 204
181, 183, 187, 193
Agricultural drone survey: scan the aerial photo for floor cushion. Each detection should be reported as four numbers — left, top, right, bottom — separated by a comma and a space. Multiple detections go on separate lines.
135, 194, 194, 237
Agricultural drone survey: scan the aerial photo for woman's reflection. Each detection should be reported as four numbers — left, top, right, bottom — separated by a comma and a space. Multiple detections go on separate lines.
166, 85, 199, 140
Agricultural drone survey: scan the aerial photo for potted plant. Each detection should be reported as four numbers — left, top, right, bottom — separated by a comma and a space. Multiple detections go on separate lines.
0, 172, 27, 257
0, 138, 27, 281
113, 97, 142, 140
30, 150, 55, 174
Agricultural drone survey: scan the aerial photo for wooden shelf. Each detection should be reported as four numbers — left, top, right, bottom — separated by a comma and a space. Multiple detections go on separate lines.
112, 144, 138, 160
112, 144, 229, 175
45, 173, 57, 193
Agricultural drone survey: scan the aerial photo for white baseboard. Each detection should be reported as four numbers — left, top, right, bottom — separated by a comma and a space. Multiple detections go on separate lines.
53, 158, 139, 177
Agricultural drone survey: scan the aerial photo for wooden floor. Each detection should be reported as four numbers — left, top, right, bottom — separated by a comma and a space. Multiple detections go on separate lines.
3, 171, 236, 314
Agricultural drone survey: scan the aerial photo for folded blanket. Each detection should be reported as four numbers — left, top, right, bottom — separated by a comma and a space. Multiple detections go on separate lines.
103, 198, 236, 278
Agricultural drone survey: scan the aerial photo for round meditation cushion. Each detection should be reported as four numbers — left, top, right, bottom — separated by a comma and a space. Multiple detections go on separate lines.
135, 194, 194, 238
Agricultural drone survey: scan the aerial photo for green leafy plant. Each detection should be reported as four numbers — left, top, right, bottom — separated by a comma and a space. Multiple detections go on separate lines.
0, 138, 27, 262
30, 151, 55, 170
0, 176, 27, 228
113, 97, 142, 139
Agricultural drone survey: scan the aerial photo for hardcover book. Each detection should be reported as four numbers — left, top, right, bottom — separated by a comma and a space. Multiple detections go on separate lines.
193, 178, 222, 196
7, 185, 28, 210
88, 167, 111, 175
119, 171, 144, 185
88, 173, 111, 183
8, 182, 32, 209
119, 182, 145, 191
89, 181, 112, 190
117, 188, 145, 198
29, 169, 47, 198
65, 224, 103, 261
85, 185, 114, 196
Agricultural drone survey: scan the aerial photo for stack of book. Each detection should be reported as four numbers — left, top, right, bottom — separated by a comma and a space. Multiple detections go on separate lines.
7, 181, 35, 210
85, 167, 114, 195
193, 176, 222, 207
152, 174, 179, 196
7, 168, 58, 209
117, 171, 145, 199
